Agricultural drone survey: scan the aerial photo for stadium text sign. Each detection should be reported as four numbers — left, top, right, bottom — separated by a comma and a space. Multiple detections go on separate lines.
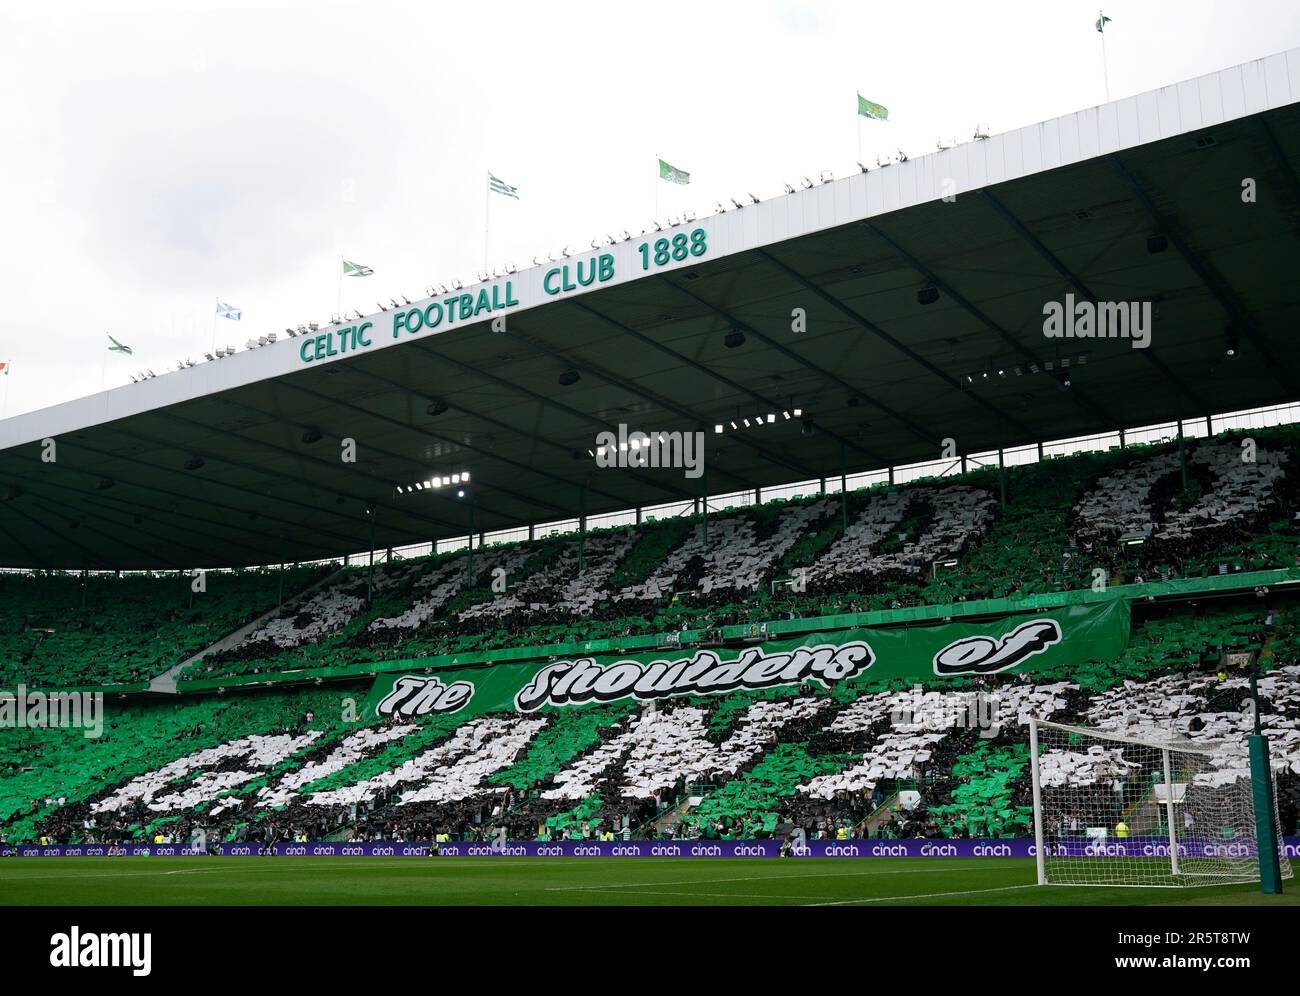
515, 641, 873, 712
299, 227, 711, 365
363, 601, 1128, 721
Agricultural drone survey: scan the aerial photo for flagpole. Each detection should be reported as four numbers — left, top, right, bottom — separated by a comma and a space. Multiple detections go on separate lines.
654, 154, 659, 222
211, 297, 217, 352
484, 171, 491, 272
337, 255, 343, 319
99, 342, 107, 391
1099, 11, 1111, 102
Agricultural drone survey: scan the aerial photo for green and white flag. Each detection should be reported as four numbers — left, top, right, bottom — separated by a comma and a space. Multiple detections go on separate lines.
857, 94, 889, 121
1095, 13, 1111, 32
342, 258, 373, 277
658, 159, 690, 185
107, 334, 133, 355
488, 173, 519, 199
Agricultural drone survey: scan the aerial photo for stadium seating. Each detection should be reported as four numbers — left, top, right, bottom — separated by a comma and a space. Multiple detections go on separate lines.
174, 427, 1300, 685
4, 599, 1297, 847
4, 426, 1300, 848
0, 565, 330, 688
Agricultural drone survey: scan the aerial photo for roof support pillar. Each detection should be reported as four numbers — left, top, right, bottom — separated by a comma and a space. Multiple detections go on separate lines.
997, 418, 1007, 512
465, 506, 475, 583
840, 441, 848, 534
702, 471, 709, 549
366, 504, 376, 606
1176, 392, 1188, 491
578, 485, 586, 573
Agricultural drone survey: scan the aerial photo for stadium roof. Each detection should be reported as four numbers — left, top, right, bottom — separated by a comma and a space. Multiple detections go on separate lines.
4, 49, 1300, 570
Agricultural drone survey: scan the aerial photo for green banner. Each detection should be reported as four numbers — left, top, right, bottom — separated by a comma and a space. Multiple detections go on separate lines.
362, 602, 1129, 723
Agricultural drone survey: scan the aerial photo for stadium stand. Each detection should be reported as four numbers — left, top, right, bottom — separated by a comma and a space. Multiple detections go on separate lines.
167, 427, 1300, 685
3, 426, 1300, 849
0, 564, 331, 688
3, 597, 1298, 847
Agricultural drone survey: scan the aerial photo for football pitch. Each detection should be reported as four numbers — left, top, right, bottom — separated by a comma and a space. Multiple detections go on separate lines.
2, 857, 1297, 906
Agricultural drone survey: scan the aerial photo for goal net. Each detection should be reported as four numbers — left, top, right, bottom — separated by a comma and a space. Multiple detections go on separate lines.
1028, 718, 1293, 888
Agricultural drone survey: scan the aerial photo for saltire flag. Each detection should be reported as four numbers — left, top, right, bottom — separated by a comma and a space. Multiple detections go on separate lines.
857, 94, 889, 121
107, 334, 133, 355
342, 258, 373, 277
1095, 13, 1111, 32
658, 159, 690, 185
215, 300, 242, 321
488, 173, 519, 199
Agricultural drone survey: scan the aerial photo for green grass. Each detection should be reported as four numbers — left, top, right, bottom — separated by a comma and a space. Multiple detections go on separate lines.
1, 857, 1296, 905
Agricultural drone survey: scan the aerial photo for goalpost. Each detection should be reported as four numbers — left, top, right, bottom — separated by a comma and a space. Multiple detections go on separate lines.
1028, 718, 1293, 888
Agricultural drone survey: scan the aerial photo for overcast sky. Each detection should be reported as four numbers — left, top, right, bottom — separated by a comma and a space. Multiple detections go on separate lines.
2, 0, 1298, 418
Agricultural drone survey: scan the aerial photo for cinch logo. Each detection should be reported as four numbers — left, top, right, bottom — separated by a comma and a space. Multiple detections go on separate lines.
612, 845, 642, 856
284, 846, 306, 856
573, 845, 600, 857
312, 845, 337, 856
341, 846, 364, 856
871, 844, 907, 857
1085, 843, 1129, 856
229, 846, 252, 856
690, 845, 722, 857
652, 844, 682, 857
537, 845, 563, 857
972, 843, 1009, 857
922, 843, 958, 857
825, 844, 861, 857
50, 927, 151, 977
1141, 843, 1187, 857
1203, 842, 1252, 857
372, 846, 394, 856
734, 844, 765, 857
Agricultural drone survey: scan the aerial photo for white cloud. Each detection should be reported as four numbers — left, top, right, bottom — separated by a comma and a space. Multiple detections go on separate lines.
1, 0, 1298, 414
